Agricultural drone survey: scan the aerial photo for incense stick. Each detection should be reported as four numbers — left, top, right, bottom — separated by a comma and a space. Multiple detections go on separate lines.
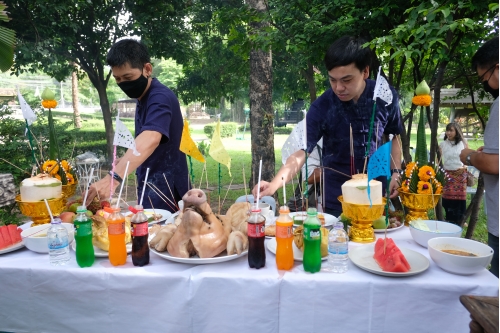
221, 178, 233, 211
199, 163, 206, 189
148, 182, 177, 207
148, 196, 156, 216
163, 174, 179, 210
146, 183, 176, 211
0, 158, 30, 175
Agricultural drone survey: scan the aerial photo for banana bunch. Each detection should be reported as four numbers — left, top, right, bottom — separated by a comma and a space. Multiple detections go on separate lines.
293, 225, 329, 257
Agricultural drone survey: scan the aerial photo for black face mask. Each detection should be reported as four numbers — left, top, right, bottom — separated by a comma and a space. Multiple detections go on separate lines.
118, 74, 149, 99
482, 80, 499, 99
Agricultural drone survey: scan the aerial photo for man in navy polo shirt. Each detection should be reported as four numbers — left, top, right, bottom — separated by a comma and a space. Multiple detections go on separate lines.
253, 36, 403, 216
86, 39, 189, 212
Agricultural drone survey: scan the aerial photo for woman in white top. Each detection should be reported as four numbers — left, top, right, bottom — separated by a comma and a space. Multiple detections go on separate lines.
439, 122, 468, 225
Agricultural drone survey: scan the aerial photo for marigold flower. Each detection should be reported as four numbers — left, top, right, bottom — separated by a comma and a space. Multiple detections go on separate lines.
42, 100, 58, 109
405, 162, 417, 177
417, 181, 432, 194
412, 95, 432, 107
54, 174, 61, 181
418, 166, 435, 182
42, 160, 59, 175
66, 173, 75, 185
60, 160, 70, 171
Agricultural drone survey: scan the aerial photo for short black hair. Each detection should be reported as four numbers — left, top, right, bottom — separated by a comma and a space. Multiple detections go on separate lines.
324, 36, 371, 72
107, 39, 151, 69
471, 37, 499, 72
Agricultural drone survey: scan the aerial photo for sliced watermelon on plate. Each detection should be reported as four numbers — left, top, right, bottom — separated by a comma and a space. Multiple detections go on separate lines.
373, 238, 411, 272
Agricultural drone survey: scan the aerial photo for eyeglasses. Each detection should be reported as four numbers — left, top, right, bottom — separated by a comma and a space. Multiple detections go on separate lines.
477, 64, 498, 84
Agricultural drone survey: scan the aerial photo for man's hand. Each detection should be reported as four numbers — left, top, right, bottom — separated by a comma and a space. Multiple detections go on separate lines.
251, 181, 276, 199
85, 175, 120, 206
389, 174, 400, 198
460, 148, 476, 164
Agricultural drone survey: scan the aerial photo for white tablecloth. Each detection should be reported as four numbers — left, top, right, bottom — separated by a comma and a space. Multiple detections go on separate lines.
0, 227, 497, 333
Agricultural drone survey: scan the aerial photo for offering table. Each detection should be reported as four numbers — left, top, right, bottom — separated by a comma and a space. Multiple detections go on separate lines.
0, 226, 497, 333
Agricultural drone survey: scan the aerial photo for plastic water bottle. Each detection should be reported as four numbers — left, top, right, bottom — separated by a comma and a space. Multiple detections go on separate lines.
47, 217, 70, 266
327, 221, 349, 273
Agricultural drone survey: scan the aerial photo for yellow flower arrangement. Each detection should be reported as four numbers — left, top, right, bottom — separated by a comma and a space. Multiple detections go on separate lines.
411, 95, 431, 107
60, 160, 69, 171
417, 181, 432, 194
41, 99, 58, 109
66, 173, 75, 185
42, 160, 59, 175
405, 162, 416, 177
418, 165, 435, 182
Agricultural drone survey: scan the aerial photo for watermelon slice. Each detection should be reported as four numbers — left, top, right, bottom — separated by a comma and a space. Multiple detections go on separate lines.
7, 225, 22, 244
0, 229, 6, 249
373, 238, 411, 272
0, 226, 13, 248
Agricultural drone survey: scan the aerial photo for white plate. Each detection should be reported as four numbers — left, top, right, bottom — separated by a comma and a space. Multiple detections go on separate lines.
150, 247, 247, 264
289, 212, 337, 228
373, 223, 405, 233
71, 242, 132, 258
165, 211, 181, 225
0, 241, 24, 254
348, 243, 429, 277
266, 237, 327, 262
125, 209, 171, 225
0, 222, 32, 254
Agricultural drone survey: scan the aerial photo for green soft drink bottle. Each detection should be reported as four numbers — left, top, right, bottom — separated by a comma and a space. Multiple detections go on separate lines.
74, 206, 94, 267
303, 207, 321, 273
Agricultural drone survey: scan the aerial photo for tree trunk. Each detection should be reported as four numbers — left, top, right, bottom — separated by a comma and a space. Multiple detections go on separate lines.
301, 61, 317, 103
71, 65, 82, 129
462, 173, 485, 239
247, 0, 274, 189
93, 79, 114, 164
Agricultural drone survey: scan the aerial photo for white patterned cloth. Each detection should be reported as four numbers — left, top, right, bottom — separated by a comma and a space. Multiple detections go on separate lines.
113, 116, 140, 156
373, 66, 393, 106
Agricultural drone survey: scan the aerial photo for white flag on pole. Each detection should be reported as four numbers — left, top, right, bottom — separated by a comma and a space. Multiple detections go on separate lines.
373, 66, 393, 106
113, 115, 140, 156
17, 87, 37, 135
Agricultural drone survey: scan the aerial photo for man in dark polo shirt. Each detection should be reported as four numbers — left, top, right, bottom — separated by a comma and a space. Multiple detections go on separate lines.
253, 36, 403, 216
86, 39, 189, 212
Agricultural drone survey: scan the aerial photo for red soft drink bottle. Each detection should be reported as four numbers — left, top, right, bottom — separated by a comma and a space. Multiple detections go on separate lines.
247, 206, 266, 269
130, 205, 150, 267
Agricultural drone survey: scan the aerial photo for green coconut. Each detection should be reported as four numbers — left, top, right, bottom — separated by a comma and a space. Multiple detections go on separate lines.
415, 80, 430, 95
41, 87, 55, 100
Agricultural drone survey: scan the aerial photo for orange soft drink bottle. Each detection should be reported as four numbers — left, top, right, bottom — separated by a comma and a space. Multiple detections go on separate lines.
105, 206, 127, 266
275, 205, 294, 270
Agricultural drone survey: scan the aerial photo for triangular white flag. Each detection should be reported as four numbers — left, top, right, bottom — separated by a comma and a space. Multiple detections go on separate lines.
113, 115, 140, 156
373, 66, 393, 106
17, 87, 37, 134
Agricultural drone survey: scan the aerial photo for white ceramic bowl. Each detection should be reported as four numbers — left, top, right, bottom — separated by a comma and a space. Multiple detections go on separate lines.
409, 220, 462, 248
21, 223, 75, 253
428, 237, 493, 275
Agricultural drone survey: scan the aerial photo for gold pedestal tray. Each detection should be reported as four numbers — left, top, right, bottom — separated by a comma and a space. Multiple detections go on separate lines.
61, 184, 78, 205
338, 196, 386, 243
15, 195, 65, 226
398, 190, 441, 226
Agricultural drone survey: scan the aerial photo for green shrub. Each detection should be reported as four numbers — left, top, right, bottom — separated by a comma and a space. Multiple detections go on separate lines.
274, 127, 292, 135
197, 140, 210, 156
203, 122, 238, 139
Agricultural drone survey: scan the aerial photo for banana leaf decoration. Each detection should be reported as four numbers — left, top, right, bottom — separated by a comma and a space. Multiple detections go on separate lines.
0, 1, 16, 72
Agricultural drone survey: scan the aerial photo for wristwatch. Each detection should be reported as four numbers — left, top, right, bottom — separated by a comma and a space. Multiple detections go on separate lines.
465, 152, 475, 166
109, 171, 123, 183
391, 169, 403, 174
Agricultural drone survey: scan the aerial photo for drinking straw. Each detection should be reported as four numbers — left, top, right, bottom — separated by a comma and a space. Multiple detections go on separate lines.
115, 161, 129, 209
44, 199, 55, 223
282, 177, 286, 206
139, 168, 150, 206
82, 167, 94, 208
256, 159, 262, 208
242, 164, 248, 203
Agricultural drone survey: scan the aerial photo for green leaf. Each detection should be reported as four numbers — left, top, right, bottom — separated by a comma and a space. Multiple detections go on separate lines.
415, 107, 428, 166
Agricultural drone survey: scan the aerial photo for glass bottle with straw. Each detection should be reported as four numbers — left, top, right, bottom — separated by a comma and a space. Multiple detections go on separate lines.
74, 167, 95, 267
106, 161, 129, 266
247, 160, 266, 269
45, 199, 70, 266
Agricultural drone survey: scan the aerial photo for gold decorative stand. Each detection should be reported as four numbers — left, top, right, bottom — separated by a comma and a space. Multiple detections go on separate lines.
61, 184, 77, 206
338, 196, 386, 243
398, 190, 441, 226
15, 195, 65, 226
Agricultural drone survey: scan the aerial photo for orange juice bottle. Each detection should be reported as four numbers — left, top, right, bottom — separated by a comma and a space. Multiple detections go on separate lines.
105, 207, 127, 266
275, 205, 294, 270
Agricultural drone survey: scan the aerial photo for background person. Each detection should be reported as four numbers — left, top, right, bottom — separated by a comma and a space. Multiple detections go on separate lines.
460, 37, 499, 277
86, 39, 189, 212
253, 36, 403, 217
439, 122, 468, 225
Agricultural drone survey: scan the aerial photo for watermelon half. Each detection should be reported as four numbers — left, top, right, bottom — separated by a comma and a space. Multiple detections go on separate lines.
373, 238, 411, 272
